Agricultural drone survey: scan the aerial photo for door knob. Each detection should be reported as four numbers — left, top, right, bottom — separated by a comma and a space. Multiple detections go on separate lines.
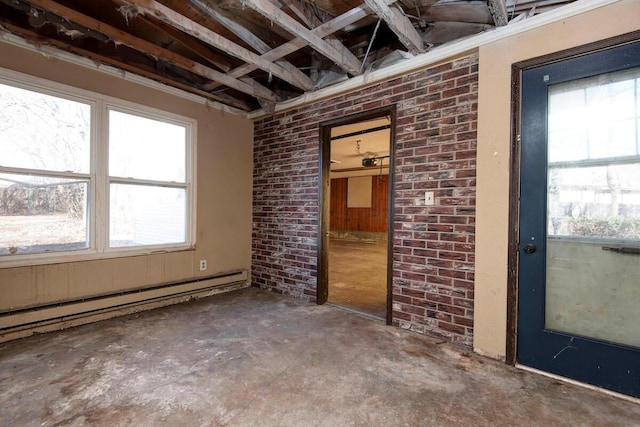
524, 243, 536, 254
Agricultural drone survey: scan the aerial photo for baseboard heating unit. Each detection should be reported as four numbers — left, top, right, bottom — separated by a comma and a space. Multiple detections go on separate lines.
0, 269, 248, 342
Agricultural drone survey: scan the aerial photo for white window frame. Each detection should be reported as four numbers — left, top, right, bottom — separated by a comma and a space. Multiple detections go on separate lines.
0, 67, 197, 268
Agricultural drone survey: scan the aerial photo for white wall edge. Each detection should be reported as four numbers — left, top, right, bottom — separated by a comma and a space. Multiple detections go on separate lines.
473, 346, 506, 362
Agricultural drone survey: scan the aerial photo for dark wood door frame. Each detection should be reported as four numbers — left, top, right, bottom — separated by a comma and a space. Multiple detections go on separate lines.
317, 105, 396, 325
506, 30, 640, 365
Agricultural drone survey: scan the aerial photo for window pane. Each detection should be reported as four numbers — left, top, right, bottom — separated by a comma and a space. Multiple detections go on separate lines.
548, 67, 640, 162
547, 163, 640, 240
549, 128, 588, 162
0, 173, 89, 255
0, 83, 90, 173
109, 110, 186, 182
110, 184, 186, 247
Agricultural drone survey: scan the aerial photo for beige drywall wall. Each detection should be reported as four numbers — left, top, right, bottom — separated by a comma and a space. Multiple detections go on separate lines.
474, 0, 640, 359
0, 41, 253, 311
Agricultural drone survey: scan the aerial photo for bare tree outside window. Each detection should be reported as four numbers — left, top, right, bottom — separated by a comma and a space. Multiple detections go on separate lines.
547, 69, 640, 242
0, 74, 195, 264
0, 83, 91, 255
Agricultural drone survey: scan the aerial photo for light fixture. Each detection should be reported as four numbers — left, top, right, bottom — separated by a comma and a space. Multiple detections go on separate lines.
362, 155, 389, 167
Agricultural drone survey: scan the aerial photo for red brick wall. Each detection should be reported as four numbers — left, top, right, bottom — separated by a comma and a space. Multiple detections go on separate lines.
253, 53, 478, 346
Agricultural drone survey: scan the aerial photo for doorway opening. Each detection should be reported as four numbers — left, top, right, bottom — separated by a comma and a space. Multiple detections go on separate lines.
318, 107, 395, 323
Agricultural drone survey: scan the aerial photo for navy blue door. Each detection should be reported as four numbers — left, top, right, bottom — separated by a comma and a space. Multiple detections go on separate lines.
517, 40, 640, 398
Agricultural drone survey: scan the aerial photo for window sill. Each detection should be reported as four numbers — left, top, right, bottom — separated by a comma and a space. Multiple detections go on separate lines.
0, 244, 196, 269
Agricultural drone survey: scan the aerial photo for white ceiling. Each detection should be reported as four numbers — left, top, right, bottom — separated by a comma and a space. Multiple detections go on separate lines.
330, 116, 391, 174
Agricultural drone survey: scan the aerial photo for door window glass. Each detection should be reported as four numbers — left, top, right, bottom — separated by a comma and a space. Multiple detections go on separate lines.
545, 68, 640, 348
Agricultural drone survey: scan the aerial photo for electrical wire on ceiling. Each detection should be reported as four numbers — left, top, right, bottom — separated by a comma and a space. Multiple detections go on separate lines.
361, 19, 382, 73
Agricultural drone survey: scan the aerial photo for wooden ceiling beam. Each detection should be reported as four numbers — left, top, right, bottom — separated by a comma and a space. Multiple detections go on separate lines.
190, 0, 310, 87
120, 0, 314, 91
280, 0, 320, 28
488, 0, 509, 26
116, 9, 234, 72
193, 0, 270, 52
203, 4, 373, 91
242, 0, 363, 76
117, 14, 274, 106
280, 0, 355, 69
18, 0, 278, 102
363, 0, 424, 54
110, 0, 274, 101
0, 20, 252, 111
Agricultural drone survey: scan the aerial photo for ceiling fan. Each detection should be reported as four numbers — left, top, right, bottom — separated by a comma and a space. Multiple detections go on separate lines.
343, 139, 379, 158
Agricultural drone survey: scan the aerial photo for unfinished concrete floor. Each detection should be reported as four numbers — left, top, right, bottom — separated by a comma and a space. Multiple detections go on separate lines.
328, 239, 387, 318
1, 287, 639, 426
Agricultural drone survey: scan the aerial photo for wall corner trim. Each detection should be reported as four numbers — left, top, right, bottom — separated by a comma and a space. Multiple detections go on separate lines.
474, 346, 507, 363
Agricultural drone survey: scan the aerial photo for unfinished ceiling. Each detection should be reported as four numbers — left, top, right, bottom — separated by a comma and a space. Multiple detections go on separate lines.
0, 0, 575, 113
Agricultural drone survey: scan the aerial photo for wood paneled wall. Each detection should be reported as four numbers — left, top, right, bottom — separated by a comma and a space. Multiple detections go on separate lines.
330, 175, 388, 233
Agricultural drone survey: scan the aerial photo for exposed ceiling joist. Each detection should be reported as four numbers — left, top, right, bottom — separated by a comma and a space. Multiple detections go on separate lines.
120, 0, 314, 91
118, 8, 276, 108
0, 20, 252, 111
364, 0, 424, 55
241, 0, 363, 76
488, 0, 508, 26
140, 18, 233, 72
0, 0, 574, 113
281, 0, 317, 28
280, 0, 335, 29
194, 0, 269, 52
203, 3, 373, 92
18, 0, 278, 103
280, 0, 356, 71
190, 0, 309, 88
109, 0, 233, 72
